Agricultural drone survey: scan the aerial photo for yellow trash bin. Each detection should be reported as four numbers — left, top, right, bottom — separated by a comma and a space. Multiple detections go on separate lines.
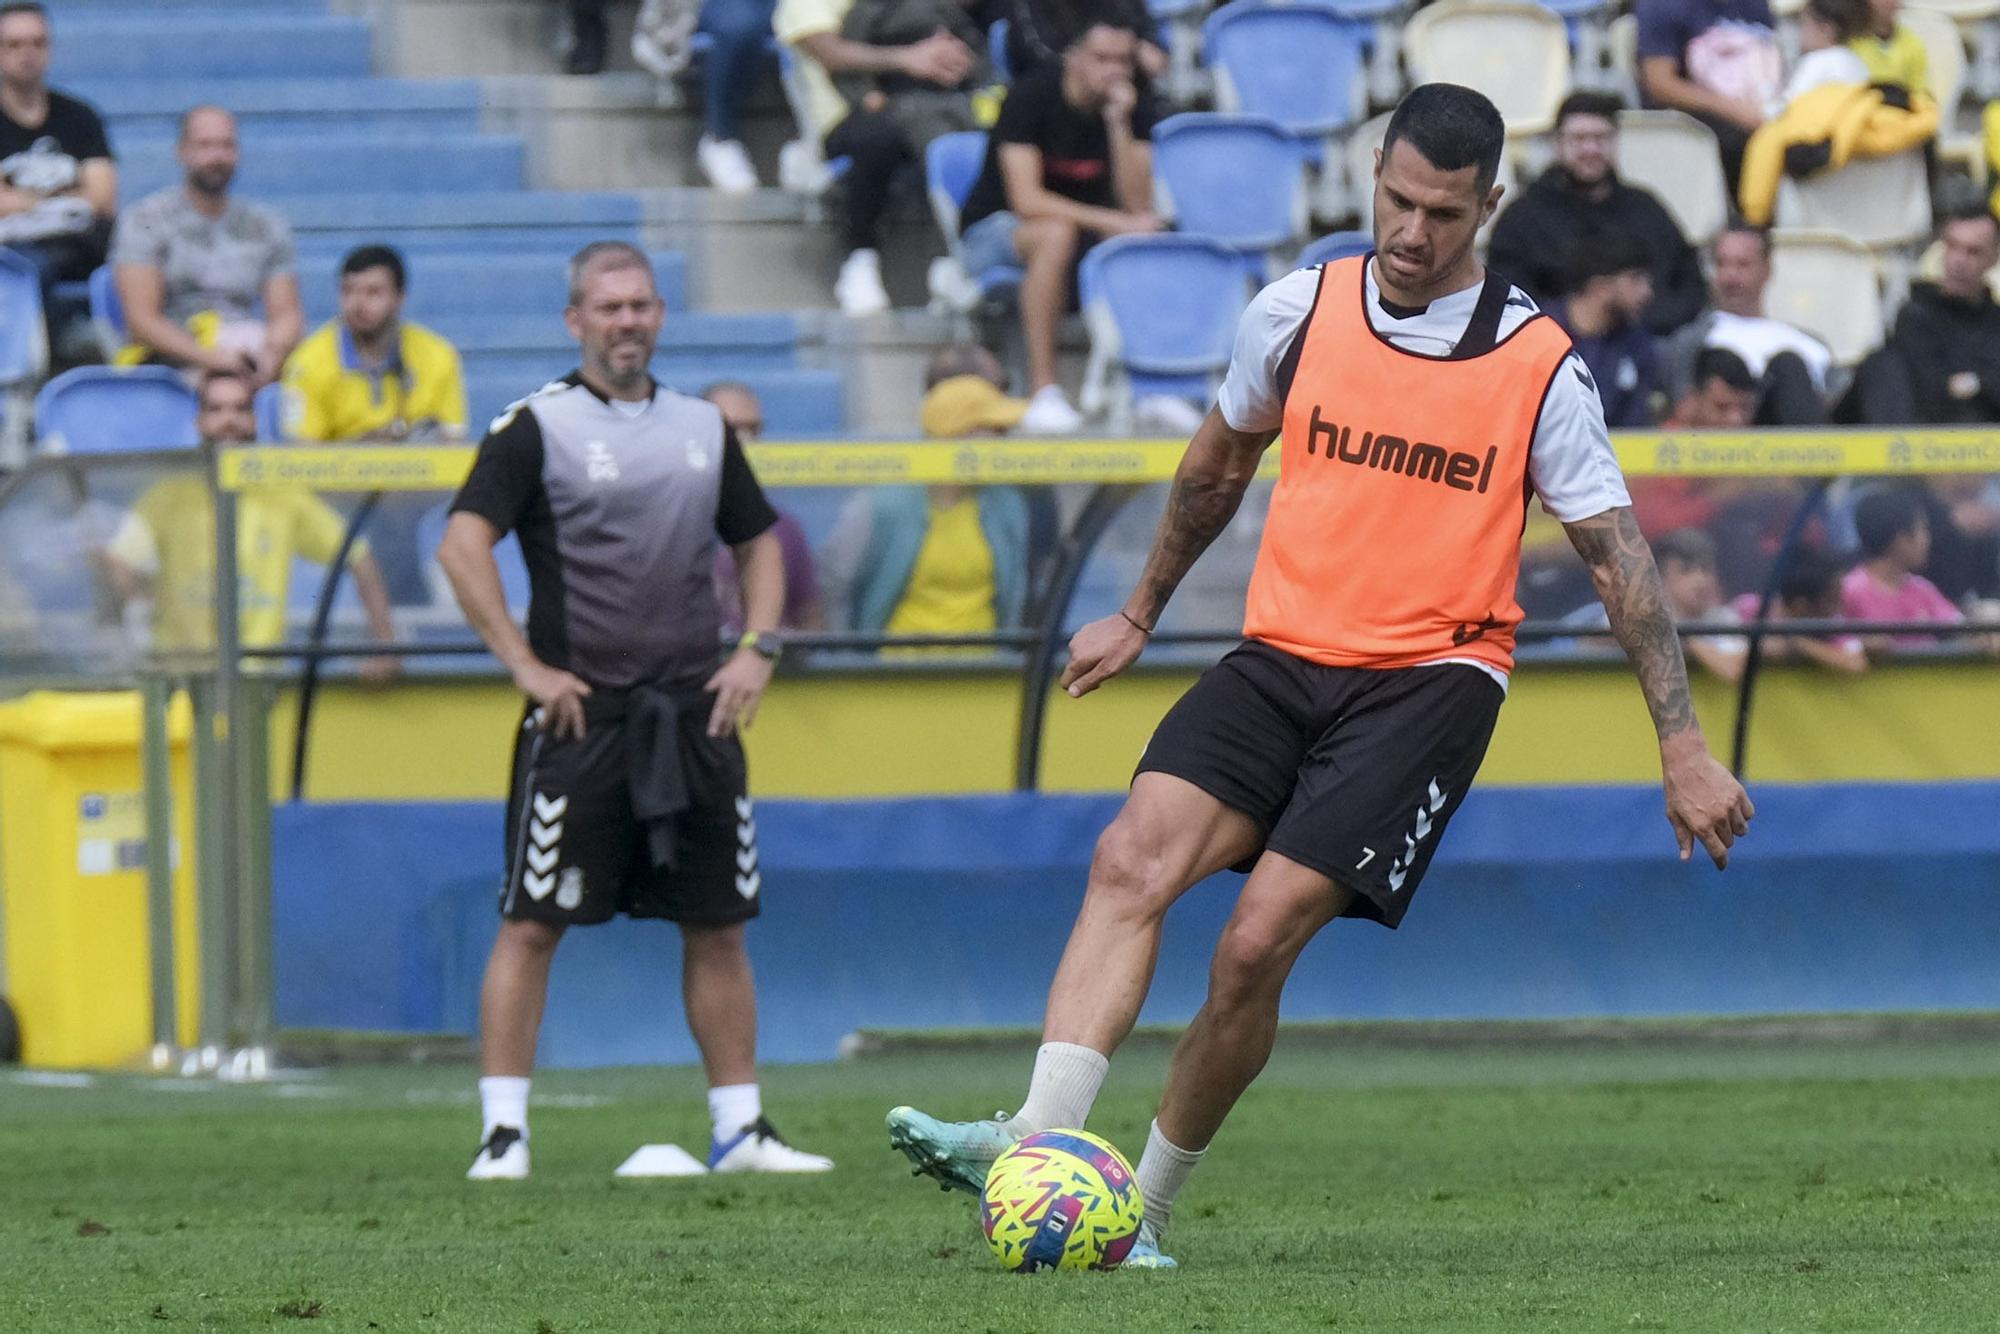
0, 691, 199, 1068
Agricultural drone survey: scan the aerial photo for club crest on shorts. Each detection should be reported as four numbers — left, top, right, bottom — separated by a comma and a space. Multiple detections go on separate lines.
555, 866, 584, 911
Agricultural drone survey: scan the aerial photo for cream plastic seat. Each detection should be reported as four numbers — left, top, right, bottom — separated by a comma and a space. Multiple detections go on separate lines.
1766, 229, 1886, 364
1616, 110, 1730, 246
1405, 1, 1572, 136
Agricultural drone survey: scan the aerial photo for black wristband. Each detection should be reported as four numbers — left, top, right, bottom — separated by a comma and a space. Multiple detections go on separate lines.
1119, 610, 1154, 635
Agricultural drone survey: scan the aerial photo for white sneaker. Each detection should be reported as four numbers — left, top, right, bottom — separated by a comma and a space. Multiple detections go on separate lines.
1019, 384, 1085, 435
698, 136, 758, 195
834, 249, 891, 316
467, 1126, 529, 1180
708, 1116, 835, 1173
1133, 393, 1206, 436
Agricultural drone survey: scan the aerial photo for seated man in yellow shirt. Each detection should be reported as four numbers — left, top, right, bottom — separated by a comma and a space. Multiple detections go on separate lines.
102, 372, 399, 680
280, 244, 468, 443
1848, 0, 1928, 96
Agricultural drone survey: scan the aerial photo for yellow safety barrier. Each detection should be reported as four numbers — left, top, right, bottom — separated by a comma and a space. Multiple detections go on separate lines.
217, 428, 2000, 494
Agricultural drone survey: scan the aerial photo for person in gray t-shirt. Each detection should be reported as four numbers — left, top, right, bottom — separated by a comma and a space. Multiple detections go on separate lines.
107, 104, 301, 383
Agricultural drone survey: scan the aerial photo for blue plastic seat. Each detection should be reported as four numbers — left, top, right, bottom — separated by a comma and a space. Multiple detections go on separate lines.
113, 132, 526, 200
0, 248, 45, 386
1152, 114, 1306, 254
1079, 234, 1252, 424
1202, 2, 1367, 146
48, 14, 373, 80
416, 499, 531, 610
33, 366, 199, 455
925, 131, 1025, 298
292, 250, 694, 325
254, 383, 286, 443
988, 18, 1011, 81
1296, 230, 1373, 268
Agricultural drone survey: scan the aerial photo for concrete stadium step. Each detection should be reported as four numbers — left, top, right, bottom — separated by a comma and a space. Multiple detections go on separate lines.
464, 367, 845, 436
287, 191, 646, 255
293, 251, 697, 321
115, 131, 526, 200
74, 78, 485, 139
50, 17, 375, 81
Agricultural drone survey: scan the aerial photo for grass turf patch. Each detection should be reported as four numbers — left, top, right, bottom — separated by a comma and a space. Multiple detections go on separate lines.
2, 1035, 1998, 1331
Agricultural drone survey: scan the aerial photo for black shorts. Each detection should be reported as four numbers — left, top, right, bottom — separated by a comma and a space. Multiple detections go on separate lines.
500, 704, 761, 928
1136, 640, 1504, 928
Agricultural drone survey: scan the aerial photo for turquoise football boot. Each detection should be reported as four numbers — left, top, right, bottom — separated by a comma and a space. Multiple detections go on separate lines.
885, 1105, 1022, 1194
1120, 1219, 1178, 1270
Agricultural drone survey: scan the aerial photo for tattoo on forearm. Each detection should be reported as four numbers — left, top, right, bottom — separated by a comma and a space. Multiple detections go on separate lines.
1565, 508, 1698, 742
1133, 470, 1249, 622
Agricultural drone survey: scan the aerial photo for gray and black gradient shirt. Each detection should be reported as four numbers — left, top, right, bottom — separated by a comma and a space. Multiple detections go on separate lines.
450, 372, 778, 690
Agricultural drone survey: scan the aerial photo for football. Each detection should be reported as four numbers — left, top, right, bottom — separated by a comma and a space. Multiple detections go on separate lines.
979, 1130, 1144, 1272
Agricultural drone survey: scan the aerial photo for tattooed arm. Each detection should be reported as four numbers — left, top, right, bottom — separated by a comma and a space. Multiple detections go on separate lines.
1564, 507, 1756, 867
1060, 408, 1275, 697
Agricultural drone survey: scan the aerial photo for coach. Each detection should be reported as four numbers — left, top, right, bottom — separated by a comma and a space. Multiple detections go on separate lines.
438, 241, 832, 1180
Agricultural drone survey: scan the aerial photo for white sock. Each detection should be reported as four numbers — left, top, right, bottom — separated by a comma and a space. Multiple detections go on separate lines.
708, 1082, 762, 1142
1012, 1041, 1109, 1133
479, 1076, 530, 1140
1135, 1119, 1204, 1240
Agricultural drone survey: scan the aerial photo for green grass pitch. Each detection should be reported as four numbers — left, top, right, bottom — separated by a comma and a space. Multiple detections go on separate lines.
4, 1028, 1999, 1331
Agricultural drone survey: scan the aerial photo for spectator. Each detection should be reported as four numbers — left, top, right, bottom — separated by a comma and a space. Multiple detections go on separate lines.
109, 106, 302, 384
281, 245, 468, 443
958, 21, 1158, 432
821, 346, 1031, 635
1663, 223, 1829, 424
1655, 526, 1749, 680
1663, 344, 1756, 428
1553, 232, 1663, 428
1841, 485, 1963, 646
1487, 92, 1708, 335
0, 1, 115, 322
1773, 0, 1870, 115
627, 0, 783, 193
998, 0, 1166, 85
1848, 0, 1927, 96
1852, 206, 2000, 424
775, 0, 980, 314
704, 380, 826, 632
565, 0, 611, 74
1637, 0, 1781, 190
101, 372, 398, 677
1728, 546, 1868, 671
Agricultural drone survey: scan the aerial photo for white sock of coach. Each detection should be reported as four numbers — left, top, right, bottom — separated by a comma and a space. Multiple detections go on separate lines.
479, 1075, 531, 1140
709, 1082, 762, 1141
1012, 1041, 1110, 1133
1135, 1118, 1205, 1239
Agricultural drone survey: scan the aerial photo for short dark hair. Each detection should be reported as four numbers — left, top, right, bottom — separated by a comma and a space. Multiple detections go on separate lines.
1804, 0, 1869, 42
567, 240, 654, 306
1940, 199, 2000, 235
1567, 231, 1652, 293
1716, 219, 1771, 259
1380, 82, 1507, 196
1068, 18, 1141, 49
1555, 90, 1625, 130
339, 244, 406, 292
1852, 486, 1926, 558
0, 3, 49, 24
1777, 547, 1846, 608
1692, 346, 1757, 394
1653, 527, 1719, 572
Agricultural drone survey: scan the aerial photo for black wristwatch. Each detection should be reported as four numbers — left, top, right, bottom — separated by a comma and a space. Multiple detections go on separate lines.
738, 631, 783, 663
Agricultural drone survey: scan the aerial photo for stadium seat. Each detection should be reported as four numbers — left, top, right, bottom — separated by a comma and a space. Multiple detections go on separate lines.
1905, 5, 1969, 109
1202, 1, 1367, 166
49, 14, 373, 81
1404, 1, 1571, 138
1616, 110, 1729, 246
284, 192, 647, 258
416, 499, 531, 611
75, 76, 485, 140
0, 248, 47, 466
254, 383, 286, 443
88, 264, 124, 356
1152, 114, 1309, 257
1606, 12, 1640, 105
1908, 0, 2000, 101
33, 366, 200, 455
1766, 230, 1884, 365
988, 17, 1011, 81
1149, 0, 1214, 102
1078, 234, 1253, 429
1296, 230, 1374, 267
292, 251, 691, 323
1775, 148, 1932, 251
924, 132, 1024, 309
113, 131, 527, 201
1319, 0, 1414, 107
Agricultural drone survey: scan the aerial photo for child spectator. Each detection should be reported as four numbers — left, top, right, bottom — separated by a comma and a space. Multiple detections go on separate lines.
1655, 526, 1750, 681
1553, 231, 1664, 427
1847, 0, 1928, 97
1729, 548, 1869, 672
1840, 486, 1964, 647
1772, 0, 1869, 118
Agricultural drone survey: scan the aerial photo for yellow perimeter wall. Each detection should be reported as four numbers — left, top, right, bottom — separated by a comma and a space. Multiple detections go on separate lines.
275, 660, 2000, 801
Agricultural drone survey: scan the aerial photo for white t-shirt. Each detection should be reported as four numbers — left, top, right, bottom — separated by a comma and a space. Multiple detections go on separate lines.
1704, 310, 1834, 392
1214, 263, 1633, 688
1772, 45, 1869, 116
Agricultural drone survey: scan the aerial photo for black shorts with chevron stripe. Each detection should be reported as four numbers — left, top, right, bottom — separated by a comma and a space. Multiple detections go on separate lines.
500, 703, 761, 927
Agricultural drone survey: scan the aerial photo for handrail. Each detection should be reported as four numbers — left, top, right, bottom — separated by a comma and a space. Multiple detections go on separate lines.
286, 492, 380, 801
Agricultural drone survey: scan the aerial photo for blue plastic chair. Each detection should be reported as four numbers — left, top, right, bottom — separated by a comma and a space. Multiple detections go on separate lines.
87, 264, 124, 355
925, 131, 1025, 298
416, 498, 531, 610
1153, 114, 1307, 254
1202, 2, 1367, 151
988, 17, 1011, 81
33, 366, 200, 455
254, 382, 286, 442
1296, 229, 1373, 268
1079, 234, 1252, 424
0, 248, 45, 386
